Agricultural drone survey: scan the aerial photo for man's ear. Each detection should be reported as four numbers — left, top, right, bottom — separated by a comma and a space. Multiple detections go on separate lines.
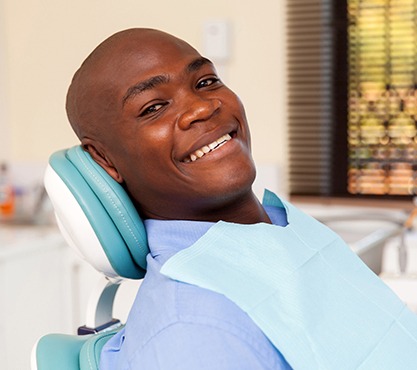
81, 140, 123, 184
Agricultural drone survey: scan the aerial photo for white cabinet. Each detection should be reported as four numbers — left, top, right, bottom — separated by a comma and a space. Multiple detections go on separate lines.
0, 225, 70, 369
0, 224, 140, 370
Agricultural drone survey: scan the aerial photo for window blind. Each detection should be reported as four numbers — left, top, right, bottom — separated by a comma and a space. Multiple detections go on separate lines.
287, 0, 336, 195
288, 0, 417, 197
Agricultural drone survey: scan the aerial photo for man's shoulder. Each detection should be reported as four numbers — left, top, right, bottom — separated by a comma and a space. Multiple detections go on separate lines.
100, 261, 289, 370
121, 277, 284, 369
123, 264, 272, 350
129, 264, 258, 335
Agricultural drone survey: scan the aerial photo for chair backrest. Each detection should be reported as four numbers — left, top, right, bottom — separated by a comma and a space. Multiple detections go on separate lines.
32, 146, 150, 370
44, 146, 149, 279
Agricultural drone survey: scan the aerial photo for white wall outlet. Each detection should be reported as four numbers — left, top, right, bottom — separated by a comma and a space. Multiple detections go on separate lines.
202, 20, 231, 62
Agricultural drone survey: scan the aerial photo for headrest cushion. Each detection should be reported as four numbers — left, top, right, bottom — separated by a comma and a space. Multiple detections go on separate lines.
46, 146, 148, 279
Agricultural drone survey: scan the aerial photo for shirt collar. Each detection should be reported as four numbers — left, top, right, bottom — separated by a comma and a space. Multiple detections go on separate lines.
144, 190, 288, 261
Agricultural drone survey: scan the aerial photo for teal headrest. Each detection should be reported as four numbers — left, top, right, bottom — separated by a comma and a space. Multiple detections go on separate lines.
47, 146, 148, 279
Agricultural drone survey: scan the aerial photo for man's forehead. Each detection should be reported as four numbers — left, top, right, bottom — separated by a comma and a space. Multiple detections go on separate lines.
86, 29, 200, 85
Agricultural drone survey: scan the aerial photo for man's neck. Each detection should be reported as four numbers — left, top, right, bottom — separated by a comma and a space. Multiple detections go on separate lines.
139, 190, 271, 224
189, 191, 272, 225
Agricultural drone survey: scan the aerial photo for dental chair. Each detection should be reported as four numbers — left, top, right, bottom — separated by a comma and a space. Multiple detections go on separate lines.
31, 146, 149, 370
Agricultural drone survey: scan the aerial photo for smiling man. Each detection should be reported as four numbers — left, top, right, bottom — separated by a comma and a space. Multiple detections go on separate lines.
66, 28, 291, 369
65, 28, 417, 370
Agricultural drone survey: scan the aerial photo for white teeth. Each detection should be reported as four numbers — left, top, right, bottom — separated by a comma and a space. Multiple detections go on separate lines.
217, 134, 231, 143
195, 149, 205, 158
208, 142, 217, 150
185, 133, 232, 163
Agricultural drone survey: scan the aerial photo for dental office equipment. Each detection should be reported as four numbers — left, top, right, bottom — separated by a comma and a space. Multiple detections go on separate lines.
397, 198, 417, 274
32, 146, 148, 370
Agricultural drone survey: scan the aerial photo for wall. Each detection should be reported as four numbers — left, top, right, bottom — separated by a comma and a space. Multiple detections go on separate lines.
1, 0, 287, 188
0, 1, 10, 162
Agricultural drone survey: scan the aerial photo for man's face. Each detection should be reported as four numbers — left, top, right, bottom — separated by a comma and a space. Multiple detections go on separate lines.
89, 31, 256, 220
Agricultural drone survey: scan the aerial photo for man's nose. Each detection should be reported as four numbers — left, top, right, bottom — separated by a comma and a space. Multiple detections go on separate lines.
176, 96, 222, 130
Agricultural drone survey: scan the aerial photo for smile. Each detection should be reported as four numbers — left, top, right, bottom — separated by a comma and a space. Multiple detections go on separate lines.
183, 133, 232, 163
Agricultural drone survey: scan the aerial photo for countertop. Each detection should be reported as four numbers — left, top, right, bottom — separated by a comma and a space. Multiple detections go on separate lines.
0, 222, 65, 260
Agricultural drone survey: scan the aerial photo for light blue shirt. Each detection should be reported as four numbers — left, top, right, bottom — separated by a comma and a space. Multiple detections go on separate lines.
100, 205, 292, 370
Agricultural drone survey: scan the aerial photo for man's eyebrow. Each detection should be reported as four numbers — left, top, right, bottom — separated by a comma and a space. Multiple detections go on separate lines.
122, 58, 213, 106
123, 75, 169, 106
187, 57, 213, 73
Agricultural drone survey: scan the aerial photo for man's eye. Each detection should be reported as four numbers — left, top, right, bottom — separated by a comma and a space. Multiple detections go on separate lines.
140, 103, 165, 117
196, 77, 221, 89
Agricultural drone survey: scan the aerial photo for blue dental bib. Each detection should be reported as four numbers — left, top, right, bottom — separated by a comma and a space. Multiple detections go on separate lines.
161, 191, 417, 370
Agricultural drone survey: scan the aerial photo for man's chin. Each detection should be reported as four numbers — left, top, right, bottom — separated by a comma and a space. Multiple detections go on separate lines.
193, 165, 256, 204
